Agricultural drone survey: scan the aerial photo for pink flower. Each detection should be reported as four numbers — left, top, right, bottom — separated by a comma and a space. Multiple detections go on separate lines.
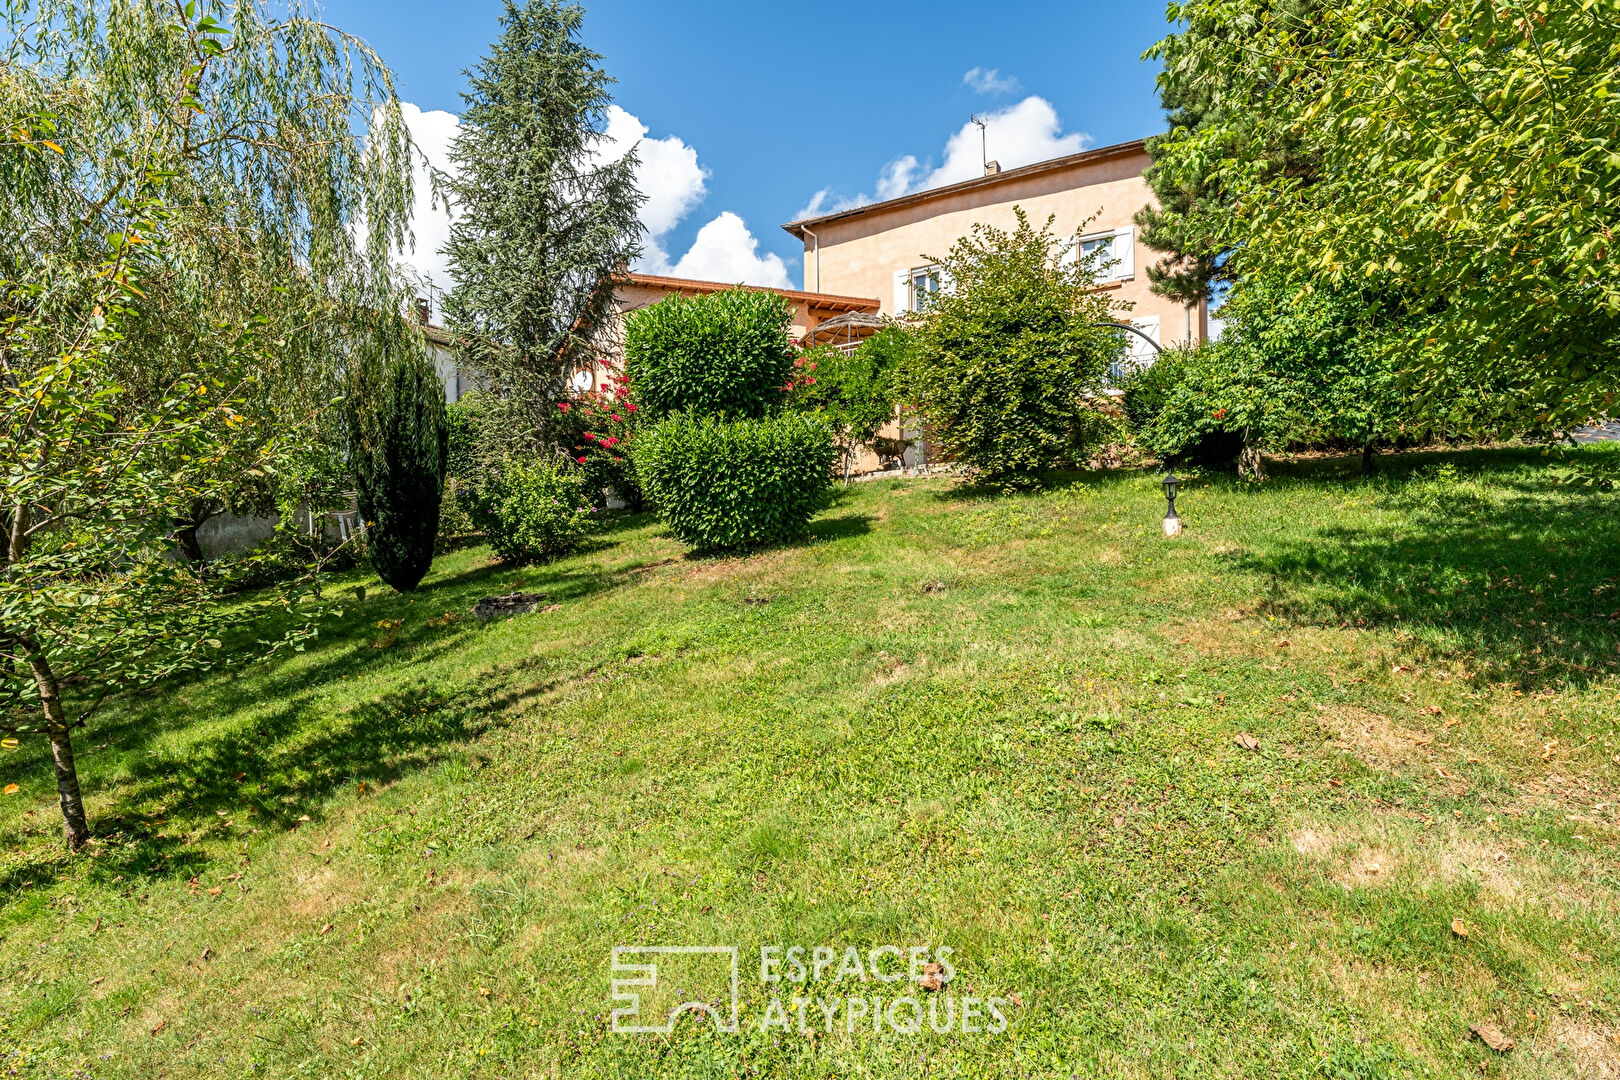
584, 431, 596, 440
603, 436, 619, 448
804, 377, 817, 385
577, 457, 587, 464
611, 413, 622, 423
625, 403, 637, 412
557, 402, 570, 412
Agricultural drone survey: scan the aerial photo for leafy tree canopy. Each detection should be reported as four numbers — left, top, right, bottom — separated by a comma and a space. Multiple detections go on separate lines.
899, 209, 1122, 487
1143, 0, 1620, 432
1, 0, 421, 848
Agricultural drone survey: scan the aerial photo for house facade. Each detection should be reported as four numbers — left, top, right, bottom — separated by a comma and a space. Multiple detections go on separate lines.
782, 138, 1209, 369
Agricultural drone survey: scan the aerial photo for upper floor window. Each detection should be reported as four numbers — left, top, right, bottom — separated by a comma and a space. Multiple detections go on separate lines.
1075, 227, 1135, 282
908, 266, 942, 311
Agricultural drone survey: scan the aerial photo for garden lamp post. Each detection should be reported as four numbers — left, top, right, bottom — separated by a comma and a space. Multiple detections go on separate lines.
1162, 474, 1183, 537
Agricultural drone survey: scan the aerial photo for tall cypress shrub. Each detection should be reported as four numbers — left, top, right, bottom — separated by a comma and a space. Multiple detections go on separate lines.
347, 351, 449, 592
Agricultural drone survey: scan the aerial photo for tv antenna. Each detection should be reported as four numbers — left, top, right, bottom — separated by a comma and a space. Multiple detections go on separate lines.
970, 114, 988, 172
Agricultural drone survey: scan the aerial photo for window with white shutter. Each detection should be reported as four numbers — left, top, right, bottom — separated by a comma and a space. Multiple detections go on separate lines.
1076, 228, 1135, 282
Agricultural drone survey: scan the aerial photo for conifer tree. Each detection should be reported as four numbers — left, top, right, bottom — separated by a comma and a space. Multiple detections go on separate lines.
442, 0, 643, 453
347, 353, 449, 594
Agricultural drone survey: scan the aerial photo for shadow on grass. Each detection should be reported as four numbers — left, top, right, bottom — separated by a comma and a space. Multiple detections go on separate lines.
808, 514, 875, 544
0, 553, 638, 901
1243, 449, 1620, 688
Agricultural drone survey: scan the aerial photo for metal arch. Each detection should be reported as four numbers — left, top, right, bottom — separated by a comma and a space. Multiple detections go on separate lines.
1092, 320, 1163, 356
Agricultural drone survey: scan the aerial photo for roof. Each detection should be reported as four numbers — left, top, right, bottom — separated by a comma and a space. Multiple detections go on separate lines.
421, 323, 453, 348
617, 272, 880, 314
782, 138, 1150, 239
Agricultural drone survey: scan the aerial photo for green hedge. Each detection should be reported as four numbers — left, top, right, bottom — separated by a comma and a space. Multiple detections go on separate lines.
623, 288, 795, 421
633, 412, 836, 551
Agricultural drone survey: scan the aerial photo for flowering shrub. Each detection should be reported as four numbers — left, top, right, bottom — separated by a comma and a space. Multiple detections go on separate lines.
786, 329, 907, 478
632, 411, 836, 551
557, 367, 642, 508
471, 458, 594, 565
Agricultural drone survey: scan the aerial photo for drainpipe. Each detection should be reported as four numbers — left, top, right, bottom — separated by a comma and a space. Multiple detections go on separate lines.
801, 225, 820, 293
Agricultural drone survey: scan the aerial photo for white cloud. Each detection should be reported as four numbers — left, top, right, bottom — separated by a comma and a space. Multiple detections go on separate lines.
662, 211, 792, 289
795, 187, 870, 221
963, 67, 1019, 95
395, 101, 789, 295
793, 95, 1091, 220
594, 105, 710, 273
917, 96, 1089, 189
877, 155, 921, 201
396, 102, 460, 300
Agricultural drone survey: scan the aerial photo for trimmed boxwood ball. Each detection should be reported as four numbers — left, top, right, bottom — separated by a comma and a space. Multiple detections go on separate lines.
633, 412, 837, 551
623, 288, 795, 421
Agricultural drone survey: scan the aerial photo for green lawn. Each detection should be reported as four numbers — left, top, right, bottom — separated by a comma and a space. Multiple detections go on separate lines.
2, 448, 1618, 1078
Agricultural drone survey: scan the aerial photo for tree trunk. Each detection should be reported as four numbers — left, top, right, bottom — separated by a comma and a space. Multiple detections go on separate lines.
172, 497, 215, 564
8, 499, 25, 566
26, 648, 88, 849
1361, 442, 1376, 476
1239, 432, 1267, 482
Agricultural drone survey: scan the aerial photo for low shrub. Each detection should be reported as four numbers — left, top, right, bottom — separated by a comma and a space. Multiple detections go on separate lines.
633, 412, 837, 551
473, 458, 594, 565
623, 288, 795, 421
1118, 349, 1246, 467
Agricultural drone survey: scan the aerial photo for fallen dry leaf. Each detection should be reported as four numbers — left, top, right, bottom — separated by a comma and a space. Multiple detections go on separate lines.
2, 783, 18, 795
1426, 704, 1443, 715
478, 986, 491, 998
200, 947, 212, 962
151, 1019, 165, 1036
1007, 992, 1023, 1008
1469, 1023, 1513, 1052
918, 962, 946, 992
1451, 918, 1469, 939
320, 923, 333, 935
89, 976, 104, 986
1233, 733, 1261, 751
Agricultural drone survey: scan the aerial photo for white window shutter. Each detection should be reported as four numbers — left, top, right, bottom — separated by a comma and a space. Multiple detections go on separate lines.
1114, 227, 1135, 280
1130, 316, 1160, 369
1061, 237, 1079, 268
937, 265, 955, 296
893, 269, 911, 315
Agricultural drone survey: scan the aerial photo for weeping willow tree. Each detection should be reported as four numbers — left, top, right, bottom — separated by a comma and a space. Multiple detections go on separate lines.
1, 0, 423, 849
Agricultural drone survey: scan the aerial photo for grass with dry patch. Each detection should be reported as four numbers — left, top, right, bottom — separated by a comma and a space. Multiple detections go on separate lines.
1, 446, 1618, 1079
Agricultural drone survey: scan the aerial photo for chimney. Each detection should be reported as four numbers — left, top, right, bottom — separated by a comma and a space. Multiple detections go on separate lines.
414, 296, 431, 324
984, 160, 1001, 176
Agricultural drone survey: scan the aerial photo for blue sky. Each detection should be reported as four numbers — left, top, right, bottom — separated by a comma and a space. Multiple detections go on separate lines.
324, 0, 1181, 294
